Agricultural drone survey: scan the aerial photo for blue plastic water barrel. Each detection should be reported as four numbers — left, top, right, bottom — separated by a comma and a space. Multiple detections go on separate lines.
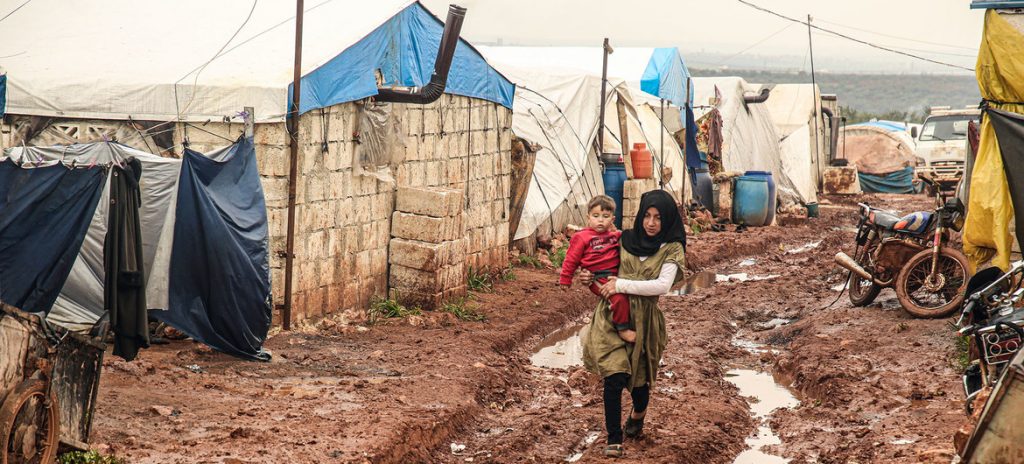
744, 171, 777, 224
602, 163, 627, 228
732, 176, 770, 226
692, 168, 714, 212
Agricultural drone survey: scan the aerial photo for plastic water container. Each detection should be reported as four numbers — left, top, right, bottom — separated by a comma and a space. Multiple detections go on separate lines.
630, 143, 653, 179
743, 171, 777, 224
602, 163, 627, 228
692, 168, 714, 212
732, 175, 770, 226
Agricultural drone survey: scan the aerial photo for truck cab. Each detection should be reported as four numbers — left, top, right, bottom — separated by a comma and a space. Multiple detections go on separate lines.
914, 106, 981, 191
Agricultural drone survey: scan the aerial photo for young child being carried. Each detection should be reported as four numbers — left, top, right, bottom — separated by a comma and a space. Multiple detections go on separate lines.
559, 195, 634, 343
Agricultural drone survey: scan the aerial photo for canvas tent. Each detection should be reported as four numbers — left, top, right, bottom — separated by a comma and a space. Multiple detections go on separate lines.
0, 0, 514, 122
837, 121, 917, 193
963, 7, 1024, 271
479, 47, 690, 241
762, 84, 824, 204
0, 138, 272, 361
692, 77, 802, 206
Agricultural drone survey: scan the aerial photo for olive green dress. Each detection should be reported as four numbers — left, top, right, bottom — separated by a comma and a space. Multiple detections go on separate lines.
582, 242, 685, 389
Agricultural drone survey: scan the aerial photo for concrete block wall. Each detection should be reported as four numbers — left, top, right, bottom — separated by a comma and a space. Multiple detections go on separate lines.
389, 187, 468, 309
189, 94, 512, 324
622, 178, 660, 229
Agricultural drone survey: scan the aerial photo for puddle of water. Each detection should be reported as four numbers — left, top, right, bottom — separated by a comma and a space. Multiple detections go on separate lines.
718, 273, 782, 283
732, 337, 779, 355
565, 431, 601, 462
530, 324, 588, 369
891, 438, 916, 445
739, 258, 757, 267
785, 241, 822, 255
725, 369, 799, 464
758, 318, 793, 330
831, 282, 847, 292
666, 270, 717, 295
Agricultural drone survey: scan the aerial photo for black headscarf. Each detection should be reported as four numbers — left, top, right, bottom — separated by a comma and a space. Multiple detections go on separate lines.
621, 189, 686, 257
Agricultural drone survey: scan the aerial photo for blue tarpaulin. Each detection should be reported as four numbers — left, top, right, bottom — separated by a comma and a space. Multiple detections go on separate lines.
0, 73, 6, 117
156, 137, 272, 361
293, 2, 515, 115
858, 166, 916, 193
640, 48, 701, 168
972, 0, 1024, 8
0, 160, 106, 314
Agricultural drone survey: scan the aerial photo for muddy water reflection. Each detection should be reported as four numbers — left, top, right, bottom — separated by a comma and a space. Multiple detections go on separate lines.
530, 324, 588, 369
666, 270, 717, 295
726, 369, 799, 464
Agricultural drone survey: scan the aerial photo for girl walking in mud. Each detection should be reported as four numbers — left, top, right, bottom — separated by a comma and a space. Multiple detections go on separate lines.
580, 189, 686, 458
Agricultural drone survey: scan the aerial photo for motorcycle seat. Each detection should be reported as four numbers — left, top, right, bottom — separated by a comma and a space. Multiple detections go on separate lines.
869, 209, 901, 230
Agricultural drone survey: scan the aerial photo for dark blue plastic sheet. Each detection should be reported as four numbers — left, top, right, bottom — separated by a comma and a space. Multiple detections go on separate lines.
0, 73, 6, 117
858, 166, 916, 194
156, 137, 272, 361
0, 160, 106, 313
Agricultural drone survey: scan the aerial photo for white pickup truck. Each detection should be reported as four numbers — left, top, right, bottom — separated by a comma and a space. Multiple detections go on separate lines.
913, 106, 981, 191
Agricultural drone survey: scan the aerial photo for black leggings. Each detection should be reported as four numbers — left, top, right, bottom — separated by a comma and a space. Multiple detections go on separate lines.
603, 373, 650, 445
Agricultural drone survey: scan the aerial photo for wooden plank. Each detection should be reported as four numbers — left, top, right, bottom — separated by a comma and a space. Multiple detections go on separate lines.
0, 315, 32, 401
615, 97, 634, 179
508, 137, 537, 245
965, 355, 1024, 463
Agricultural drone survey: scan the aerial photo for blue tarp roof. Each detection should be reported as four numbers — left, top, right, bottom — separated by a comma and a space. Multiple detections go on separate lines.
851, 120, 909, 132
971, 0, 1024, 9
292, 2, 515, 114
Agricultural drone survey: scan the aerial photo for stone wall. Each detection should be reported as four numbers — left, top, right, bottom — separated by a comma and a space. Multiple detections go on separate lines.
622, 178, 660, 229
3, 94, 513, 326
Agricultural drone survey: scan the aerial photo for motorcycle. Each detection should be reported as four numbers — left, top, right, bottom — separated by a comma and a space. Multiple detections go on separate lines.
956, 262, 1024, 413
834, 176, 969, 318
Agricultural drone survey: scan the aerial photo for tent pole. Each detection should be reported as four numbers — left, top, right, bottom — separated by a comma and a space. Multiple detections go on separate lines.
282, 0, 305, 331
660, 98, 665, 189
598, 38, 611, 159
807, 14, 822, 176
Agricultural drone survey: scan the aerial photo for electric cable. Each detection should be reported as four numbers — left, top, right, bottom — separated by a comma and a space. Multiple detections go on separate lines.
735, 0, 974, 73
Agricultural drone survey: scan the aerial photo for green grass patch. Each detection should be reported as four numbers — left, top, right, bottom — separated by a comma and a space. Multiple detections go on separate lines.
368, 296, 421, 324
441, 297, 486, 322
500, 264, 517, 282
517, 254, 543, 268
550, 244, 569, 268
467, 266, 493, 292
58, 451, 127, 464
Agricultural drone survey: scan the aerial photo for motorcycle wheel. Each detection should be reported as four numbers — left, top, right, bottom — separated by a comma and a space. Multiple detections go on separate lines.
847, 271, 881, 306
895, 247, 970, 318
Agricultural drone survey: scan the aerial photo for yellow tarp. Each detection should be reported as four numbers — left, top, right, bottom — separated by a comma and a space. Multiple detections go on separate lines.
963, 10, 1024, 271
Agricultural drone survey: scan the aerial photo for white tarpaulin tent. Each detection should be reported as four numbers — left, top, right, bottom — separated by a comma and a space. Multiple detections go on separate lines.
693, 77, 802, 207
481, 49, 688, 241
762, 84, 822, 204
0, 0, 514, 122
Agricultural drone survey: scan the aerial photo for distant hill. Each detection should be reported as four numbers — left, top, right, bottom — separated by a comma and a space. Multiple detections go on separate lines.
690, 68, 980, 122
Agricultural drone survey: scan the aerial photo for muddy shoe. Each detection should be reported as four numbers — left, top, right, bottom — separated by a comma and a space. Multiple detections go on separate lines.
604, 444, 624, 458
624, 416, 645, 438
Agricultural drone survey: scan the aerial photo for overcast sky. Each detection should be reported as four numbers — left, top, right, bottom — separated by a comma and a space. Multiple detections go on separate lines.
421, 0, 985, 74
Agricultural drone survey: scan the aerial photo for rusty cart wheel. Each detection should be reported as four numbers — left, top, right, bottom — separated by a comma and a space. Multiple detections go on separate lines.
0, 380, 59, 464
895, 247, 970, 319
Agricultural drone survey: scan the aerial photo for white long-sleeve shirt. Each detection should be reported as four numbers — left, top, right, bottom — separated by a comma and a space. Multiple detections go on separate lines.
614, 261, 678, 296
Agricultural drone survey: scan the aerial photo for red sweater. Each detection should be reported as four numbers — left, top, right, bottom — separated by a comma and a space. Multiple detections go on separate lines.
559, 228, 621, 285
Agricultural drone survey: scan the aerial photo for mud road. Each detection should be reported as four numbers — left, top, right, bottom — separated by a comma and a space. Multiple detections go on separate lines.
89, 193, 967, 463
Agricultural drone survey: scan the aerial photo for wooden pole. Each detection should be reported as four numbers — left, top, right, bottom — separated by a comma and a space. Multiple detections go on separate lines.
282, 0, 304, 330
615, 93, 633, 179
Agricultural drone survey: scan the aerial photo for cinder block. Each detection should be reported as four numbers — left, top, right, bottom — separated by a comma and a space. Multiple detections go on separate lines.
396, 186, 461, 218
391, 211, 464, 243
389, 264, 465, 294
389, 238, 466, 271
